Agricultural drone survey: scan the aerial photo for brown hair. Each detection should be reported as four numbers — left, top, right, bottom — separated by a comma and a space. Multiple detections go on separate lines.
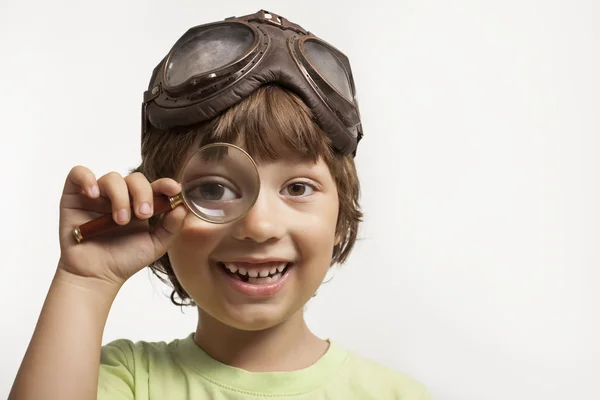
134, 84, 362, 306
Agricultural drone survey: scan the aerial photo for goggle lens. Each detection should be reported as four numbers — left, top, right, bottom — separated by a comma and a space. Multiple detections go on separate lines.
165, 24, 255, 87
303, 40, 354, 103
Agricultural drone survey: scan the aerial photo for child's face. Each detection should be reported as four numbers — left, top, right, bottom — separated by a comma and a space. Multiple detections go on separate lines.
167, 148, 339, 330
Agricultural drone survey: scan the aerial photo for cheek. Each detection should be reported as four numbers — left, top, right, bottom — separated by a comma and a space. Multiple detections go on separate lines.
294, 202, 339, 259
289, 210, 338, 298
168, 215, 226, 273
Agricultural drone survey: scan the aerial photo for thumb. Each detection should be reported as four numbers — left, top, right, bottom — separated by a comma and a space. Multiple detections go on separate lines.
149, 205, 188, 258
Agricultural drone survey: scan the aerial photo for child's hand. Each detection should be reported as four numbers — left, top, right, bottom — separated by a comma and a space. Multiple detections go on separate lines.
56, 166, 188, 288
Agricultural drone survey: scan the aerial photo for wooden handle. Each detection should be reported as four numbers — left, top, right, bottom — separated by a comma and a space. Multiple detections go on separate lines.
73, 194, 180, 243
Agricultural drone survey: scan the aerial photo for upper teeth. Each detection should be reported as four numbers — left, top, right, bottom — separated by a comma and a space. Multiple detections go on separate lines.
223, 262, 287, 277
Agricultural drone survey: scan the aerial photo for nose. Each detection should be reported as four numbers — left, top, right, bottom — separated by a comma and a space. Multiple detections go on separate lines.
231, 189, 285, 243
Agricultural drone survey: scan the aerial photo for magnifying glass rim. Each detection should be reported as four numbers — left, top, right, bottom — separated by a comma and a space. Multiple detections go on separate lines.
176, 142, 260, 224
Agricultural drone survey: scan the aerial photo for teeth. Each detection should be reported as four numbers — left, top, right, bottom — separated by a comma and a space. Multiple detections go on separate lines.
227, 265, 238, 273
223, 262, 289, 280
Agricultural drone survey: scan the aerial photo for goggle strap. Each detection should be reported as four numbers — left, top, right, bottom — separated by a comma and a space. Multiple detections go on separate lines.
143, 83, 161, 103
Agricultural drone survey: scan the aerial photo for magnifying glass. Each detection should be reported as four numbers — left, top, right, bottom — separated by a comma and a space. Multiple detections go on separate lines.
72, 143, 260, 243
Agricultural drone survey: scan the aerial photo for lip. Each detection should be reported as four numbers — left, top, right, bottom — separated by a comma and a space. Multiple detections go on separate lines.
216, 261, 293, 297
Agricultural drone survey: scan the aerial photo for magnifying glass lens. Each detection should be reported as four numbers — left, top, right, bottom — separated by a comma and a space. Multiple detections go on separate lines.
180, 143, 259, 223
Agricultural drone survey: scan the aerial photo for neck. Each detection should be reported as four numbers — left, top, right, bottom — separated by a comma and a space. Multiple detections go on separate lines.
192, 308, 328, 372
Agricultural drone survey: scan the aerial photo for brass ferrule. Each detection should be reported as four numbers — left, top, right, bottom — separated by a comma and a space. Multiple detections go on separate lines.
72, 226, 83, 243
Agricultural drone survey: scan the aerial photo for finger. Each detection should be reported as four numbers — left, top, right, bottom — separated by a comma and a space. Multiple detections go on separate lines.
63, 166, 100, 198
124, 172, 154, 220
150, 177, 182, 198
148, 178, 185, 256
150, 205, 188, 257
96, 172, 131, 225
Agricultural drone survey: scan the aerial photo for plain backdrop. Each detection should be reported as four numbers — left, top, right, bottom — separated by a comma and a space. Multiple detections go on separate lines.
1, 0, 598, 399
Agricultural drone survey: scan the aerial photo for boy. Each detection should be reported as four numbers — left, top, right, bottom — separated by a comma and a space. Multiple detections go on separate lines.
9, 10, 430, 400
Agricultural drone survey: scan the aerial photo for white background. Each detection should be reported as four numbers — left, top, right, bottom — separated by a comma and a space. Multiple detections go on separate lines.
1, 0, 598, 399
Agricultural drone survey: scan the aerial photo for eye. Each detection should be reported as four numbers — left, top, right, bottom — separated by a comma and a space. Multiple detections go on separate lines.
281, 182, 315, 197
186, 178, 240, 203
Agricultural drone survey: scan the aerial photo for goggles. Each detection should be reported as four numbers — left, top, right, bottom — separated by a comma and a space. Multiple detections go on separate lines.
142, 9, 363, 156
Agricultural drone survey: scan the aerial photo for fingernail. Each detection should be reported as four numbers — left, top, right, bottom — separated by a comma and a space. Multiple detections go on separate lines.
139, 202, 151, 215
90, 185, 100, 197
117, 208, 128, 222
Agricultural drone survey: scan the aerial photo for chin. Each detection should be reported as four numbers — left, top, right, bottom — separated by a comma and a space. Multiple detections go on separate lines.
216, 301, 300, 332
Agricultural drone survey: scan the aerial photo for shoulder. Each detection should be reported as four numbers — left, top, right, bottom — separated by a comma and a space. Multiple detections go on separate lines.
333, 343, 431, 400
98, 335, 191, 399
99, 335, 190, 382
100, 335, 184, 367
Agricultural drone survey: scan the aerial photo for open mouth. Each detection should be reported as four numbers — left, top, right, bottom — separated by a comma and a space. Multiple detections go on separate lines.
217, 261, 292, 285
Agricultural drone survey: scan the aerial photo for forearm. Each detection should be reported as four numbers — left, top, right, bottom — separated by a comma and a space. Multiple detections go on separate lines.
9, 268, 121, 400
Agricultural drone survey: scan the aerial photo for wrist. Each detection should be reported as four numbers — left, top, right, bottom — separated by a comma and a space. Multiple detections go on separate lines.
53, 267, 123, 300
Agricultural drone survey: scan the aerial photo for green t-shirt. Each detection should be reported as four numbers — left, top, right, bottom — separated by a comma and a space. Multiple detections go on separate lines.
98, 333, 430, 399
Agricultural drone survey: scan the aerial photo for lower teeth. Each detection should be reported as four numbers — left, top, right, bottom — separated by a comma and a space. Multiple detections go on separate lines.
246, 273, 282, 285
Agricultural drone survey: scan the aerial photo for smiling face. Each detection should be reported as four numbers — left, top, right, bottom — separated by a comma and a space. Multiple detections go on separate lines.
168, 149, 339, 330
137, 84, 362, 322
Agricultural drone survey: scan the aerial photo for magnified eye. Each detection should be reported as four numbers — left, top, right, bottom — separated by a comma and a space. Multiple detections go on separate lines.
198, 182, 237, 201
186, 178, 240, 203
